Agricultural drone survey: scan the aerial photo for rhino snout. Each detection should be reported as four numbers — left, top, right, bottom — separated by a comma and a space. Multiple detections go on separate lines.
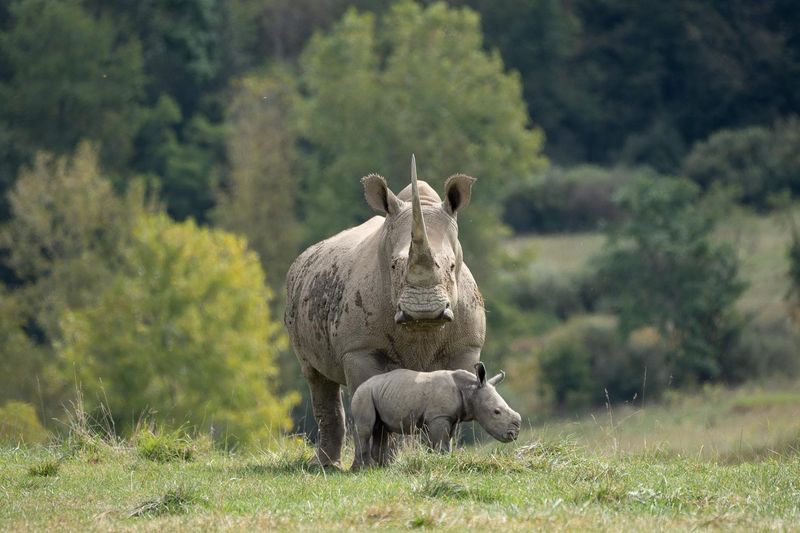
395, 286, 452, 324
505, 414, 522, 442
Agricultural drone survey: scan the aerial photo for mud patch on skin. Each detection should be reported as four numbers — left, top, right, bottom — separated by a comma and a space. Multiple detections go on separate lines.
354, 290, 374, 327
307, 263, 346, 343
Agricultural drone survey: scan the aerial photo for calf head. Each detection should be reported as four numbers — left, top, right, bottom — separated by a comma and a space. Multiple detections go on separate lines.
468, 362, 521, 442
362, 155, 474, 329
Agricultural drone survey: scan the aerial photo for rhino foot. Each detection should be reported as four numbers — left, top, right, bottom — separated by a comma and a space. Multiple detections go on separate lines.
308, 455, 343, 471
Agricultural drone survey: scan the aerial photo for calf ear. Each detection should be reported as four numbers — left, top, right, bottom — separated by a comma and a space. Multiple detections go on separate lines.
443, 174, 475, 216
488, 371, 505, 386
474, 362, 486, 387
362, 174, 402, 215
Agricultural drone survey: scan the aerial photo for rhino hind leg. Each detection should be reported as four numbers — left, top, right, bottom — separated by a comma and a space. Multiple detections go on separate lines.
305, 367, 345, 469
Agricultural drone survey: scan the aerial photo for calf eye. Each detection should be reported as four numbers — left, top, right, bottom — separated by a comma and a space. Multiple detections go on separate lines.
494, 408, 501, 415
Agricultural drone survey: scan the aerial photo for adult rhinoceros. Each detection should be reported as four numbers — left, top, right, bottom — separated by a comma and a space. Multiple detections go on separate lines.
284, 156, 486, 468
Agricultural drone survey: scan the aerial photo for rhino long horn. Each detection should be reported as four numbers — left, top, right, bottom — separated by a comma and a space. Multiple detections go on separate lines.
408, 155, 436, 285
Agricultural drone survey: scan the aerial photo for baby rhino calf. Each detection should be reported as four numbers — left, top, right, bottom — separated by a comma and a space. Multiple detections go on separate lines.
350, 362, 521, 470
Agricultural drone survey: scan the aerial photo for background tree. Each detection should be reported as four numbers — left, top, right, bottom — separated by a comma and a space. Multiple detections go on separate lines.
0, 0, 146, 215
297, 1, 546, 282
59, 214, 297, 446
0, 142, 148, 415
213, 68, 303, 289
596, 176, 746, 383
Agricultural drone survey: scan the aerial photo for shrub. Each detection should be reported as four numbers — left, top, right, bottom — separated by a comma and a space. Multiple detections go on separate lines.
722, 314, 800, 382
507, 315, 670, 413
682, 117, 800, 206
502, 165, 650, 233
0, 401, 49, 446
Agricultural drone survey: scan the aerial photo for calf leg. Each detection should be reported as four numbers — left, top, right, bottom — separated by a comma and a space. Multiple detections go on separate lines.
344, 350, 401, 466
424, 417, 454, 453
371, 422, 392, 466
304, 366, 345, 469
350, 390, 376, 471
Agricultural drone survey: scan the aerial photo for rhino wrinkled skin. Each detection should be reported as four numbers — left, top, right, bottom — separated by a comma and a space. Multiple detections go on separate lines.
350, 362, 522, 470
284, 156, 486, 468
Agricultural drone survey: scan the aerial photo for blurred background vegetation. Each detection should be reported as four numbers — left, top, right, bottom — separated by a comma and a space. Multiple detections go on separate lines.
0, 0, 798, 447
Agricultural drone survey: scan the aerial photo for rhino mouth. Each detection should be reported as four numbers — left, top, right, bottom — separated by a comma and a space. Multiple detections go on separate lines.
395, 307, 454, 326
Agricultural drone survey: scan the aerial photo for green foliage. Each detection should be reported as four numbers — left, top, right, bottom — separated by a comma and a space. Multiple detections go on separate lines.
507, 315, 669, 412
157, 113, 227, 222
785, 204, 800, 320
59, 213, 298, 446
0, 0, 145, 175
682, 117, 800, 206
296, 0, 546, 281
596, 176, 746, 383
213, 68, 304, 285
0, 289, 45, 404
0, 143, 148, 415
503, 165, 654, 233
723, 314, 800, 383
0, 401, 49, 446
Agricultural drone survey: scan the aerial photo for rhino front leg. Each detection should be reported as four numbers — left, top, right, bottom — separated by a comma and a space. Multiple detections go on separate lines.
343, 349, 396, 393
304, 366, 345, 469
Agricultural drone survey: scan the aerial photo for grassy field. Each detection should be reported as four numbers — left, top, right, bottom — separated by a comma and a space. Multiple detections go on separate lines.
3, 380, 800, 531
3, 208, 798, 531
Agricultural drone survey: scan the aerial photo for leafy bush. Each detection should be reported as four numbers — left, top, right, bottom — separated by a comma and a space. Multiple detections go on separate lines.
682, 117, 800, 206
502, 165, 652, 233
506, 315, 670, 413
59, 214, 298, 447
0, 401, 49, 445
722, 315, 800, 382
506, 267, 599, 320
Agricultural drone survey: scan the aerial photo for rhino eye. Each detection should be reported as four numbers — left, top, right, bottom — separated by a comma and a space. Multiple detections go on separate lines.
494, 408, 501, 416
450, 263, 455, 271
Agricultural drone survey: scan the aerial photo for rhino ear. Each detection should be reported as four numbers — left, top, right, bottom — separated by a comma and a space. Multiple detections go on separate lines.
474, 362, 486, 387
362, 174, 401, 215
443, 174, 475, 216
488, 371, 505, 387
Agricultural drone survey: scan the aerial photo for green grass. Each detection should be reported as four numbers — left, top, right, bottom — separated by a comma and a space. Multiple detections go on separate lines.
136, 428, 195, 463
4, 381, 800, 531
530, 380, 800, 464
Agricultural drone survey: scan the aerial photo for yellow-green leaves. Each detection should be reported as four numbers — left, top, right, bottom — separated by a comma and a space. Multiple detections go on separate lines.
60, 214, 297, 447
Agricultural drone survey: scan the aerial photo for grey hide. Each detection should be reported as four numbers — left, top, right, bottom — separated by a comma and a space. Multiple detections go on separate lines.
350, 362, 522, 470
284, 156, 486, 468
